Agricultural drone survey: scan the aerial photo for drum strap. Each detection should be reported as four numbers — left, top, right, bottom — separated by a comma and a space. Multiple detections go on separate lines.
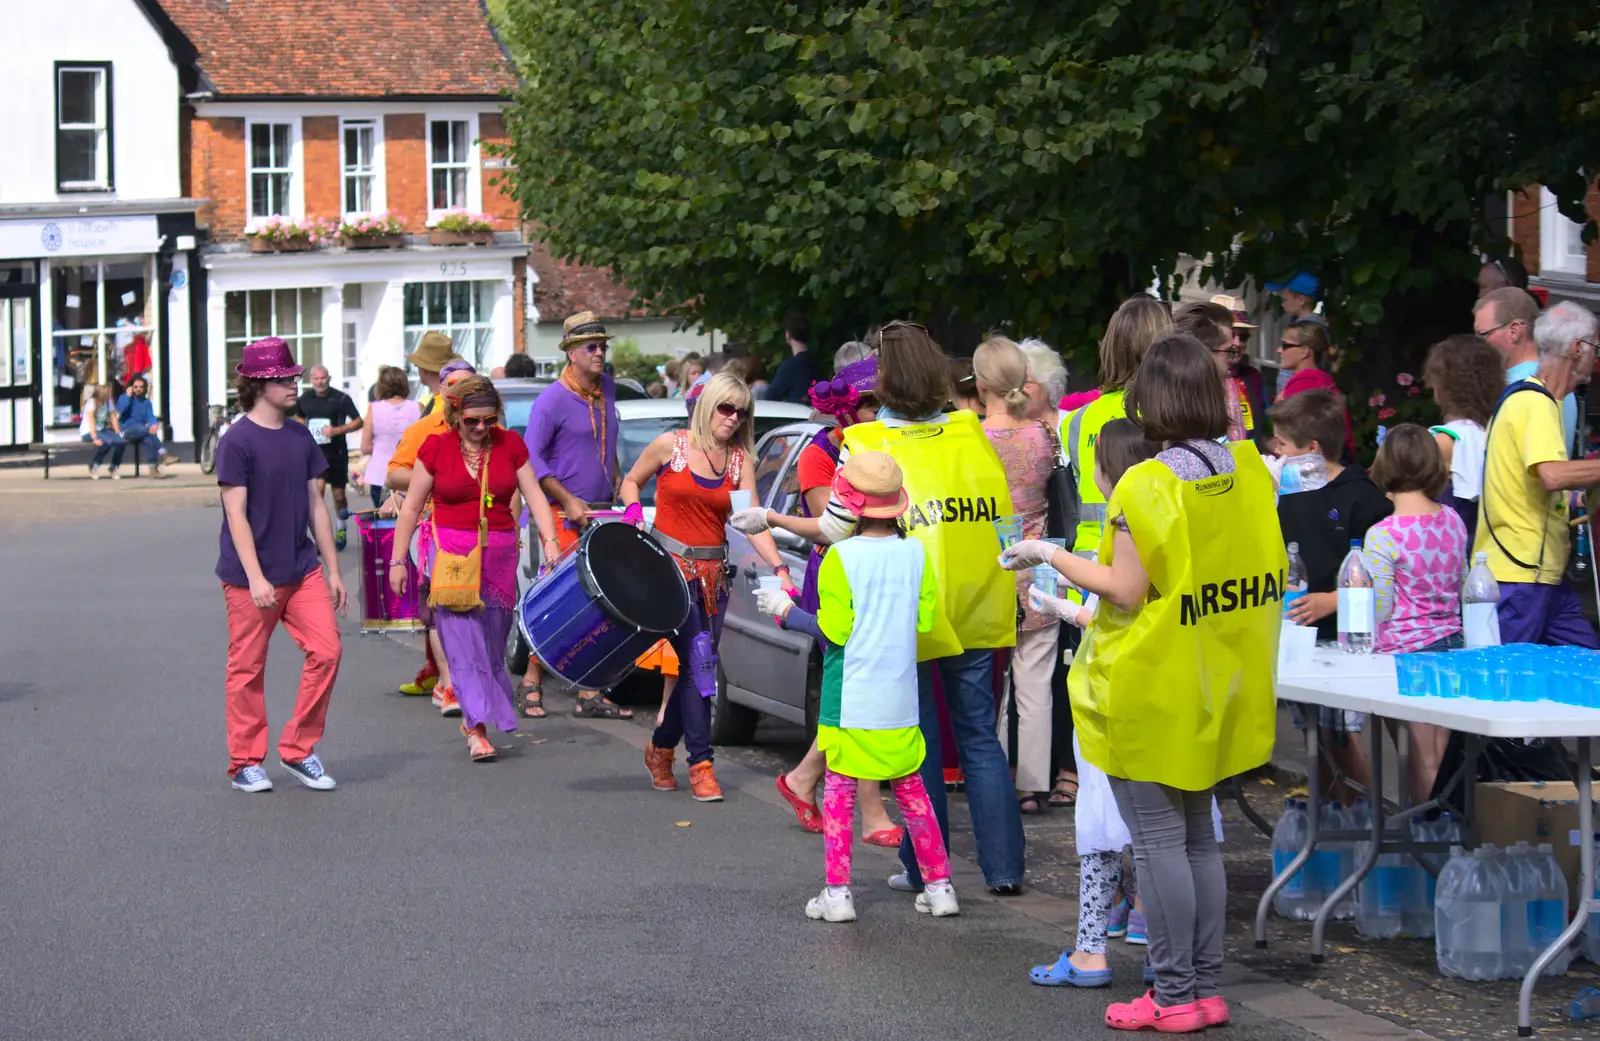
652, 530, 727, 561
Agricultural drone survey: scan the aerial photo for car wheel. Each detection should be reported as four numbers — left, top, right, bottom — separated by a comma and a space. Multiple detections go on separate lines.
505, 623, 530, 677
709, 663, 759, 745
803, 650, 821, 743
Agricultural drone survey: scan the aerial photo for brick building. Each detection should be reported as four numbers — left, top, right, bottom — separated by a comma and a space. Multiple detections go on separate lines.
1505, 185, 1600, 308
163, 0, 529, 412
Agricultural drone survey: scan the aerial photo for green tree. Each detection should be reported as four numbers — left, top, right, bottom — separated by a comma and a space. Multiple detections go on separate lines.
607, 337, 669, 385
498, 0, 1600, 373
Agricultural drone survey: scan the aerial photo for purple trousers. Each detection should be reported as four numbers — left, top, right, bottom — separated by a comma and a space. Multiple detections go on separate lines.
1497, 582, 1600, 648
651, 591, 727, 766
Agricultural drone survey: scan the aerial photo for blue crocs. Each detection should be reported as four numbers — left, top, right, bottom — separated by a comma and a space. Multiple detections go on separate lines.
1029, 950, 1114, 988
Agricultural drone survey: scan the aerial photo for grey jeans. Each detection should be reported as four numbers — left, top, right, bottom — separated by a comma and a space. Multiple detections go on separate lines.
1109, 777, 1225, 1006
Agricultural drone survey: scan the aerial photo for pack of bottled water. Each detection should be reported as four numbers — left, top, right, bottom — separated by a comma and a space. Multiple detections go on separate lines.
1270, 798, 1356, 921
1435, 843, 1571, 979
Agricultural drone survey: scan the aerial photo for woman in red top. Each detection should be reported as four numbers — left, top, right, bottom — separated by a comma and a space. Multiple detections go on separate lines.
390, 375, 558, 761
1276, 320, 1355, 458
620, 373, 792, 801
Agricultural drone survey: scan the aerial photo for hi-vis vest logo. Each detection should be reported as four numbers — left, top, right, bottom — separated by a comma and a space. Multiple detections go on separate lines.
1179, 568, 1285, 625
1194, 475, 1234, 497
906, 496, 1001, 531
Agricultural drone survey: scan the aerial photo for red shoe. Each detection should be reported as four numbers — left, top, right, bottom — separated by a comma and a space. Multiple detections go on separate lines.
863, 826, 905, 848
1197, 996, 1229, 1027
399, 662, 438, 696
645, 743, 678, 791
461, 722, 496, 762
775, 774, 823, 833
437, 686, 461, 717
1105, 991, 1207, 1033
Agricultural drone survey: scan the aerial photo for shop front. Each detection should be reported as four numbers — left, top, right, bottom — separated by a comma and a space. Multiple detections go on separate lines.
0, 208, 199, 450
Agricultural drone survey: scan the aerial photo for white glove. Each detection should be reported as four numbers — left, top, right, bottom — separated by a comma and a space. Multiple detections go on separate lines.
999, 538, 1060, 571
729, 507, 771, 534
1262, 454, 1286, 485
755, 587, 794, 619
1028, 588, 1091, 627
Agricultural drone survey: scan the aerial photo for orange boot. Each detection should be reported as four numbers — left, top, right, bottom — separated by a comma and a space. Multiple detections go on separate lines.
644, 743, 678, 791
689, 761, 724, 803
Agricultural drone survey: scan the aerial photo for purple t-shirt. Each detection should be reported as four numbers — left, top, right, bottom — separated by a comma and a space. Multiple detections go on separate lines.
524, 374, 620, 505
215, 416, 328, 587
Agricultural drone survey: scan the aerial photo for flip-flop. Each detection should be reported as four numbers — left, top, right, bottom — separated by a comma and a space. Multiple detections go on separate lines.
1029, 950, 1113, 988
862, 826, 904, 848
775, 775, 823, 833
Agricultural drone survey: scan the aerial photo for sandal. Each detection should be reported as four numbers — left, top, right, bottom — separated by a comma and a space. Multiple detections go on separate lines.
862, 826, 904, 847
518, 683, 546, 719
573, 693, 633, 719
776, 774, 824, 833
1029, 950, 1113, 988
1048, 774, 1079, 807
1019, 793, 1048, 815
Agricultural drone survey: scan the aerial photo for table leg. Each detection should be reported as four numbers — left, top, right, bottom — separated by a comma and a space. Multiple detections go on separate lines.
1517, 735, 1591, 1036
1312, 716, 1385, 962
1257, 722, 1321, 948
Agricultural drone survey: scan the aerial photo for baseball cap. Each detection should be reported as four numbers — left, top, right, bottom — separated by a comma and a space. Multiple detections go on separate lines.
1264, 272, 1320, 297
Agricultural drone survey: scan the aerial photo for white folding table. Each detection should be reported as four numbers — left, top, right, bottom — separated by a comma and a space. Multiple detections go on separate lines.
1261, 648, 1600, 1036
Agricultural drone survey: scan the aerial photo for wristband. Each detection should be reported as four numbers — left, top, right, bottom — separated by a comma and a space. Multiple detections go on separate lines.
388, 561, 407, 569
773, 564, 791, 575
621, 502, 644, 526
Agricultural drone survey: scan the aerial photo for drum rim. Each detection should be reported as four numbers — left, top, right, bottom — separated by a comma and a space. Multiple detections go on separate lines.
577, 522, 691, 634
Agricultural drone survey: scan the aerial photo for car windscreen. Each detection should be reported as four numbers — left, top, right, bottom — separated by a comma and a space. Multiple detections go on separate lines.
619, 415, 800, 505
501, 392, 539, 435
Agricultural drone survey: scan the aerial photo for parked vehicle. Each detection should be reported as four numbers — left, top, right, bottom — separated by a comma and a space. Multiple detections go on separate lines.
502, 397, 815, 711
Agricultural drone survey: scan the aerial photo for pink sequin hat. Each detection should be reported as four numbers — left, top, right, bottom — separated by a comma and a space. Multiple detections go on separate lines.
235, 336, 303, 379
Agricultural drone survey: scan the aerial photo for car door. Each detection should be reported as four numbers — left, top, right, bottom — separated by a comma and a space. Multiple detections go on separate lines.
719, 425, 816, 723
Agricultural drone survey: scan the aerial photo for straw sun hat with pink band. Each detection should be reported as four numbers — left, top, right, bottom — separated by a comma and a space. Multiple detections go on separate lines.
831, 451, 909, 520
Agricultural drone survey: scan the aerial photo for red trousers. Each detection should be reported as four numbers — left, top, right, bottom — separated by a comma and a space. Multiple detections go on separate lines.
222, 566, 342, 774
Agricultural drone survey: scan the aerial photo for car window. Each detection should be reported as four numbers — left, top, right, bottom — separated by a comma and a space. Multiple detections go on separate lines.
502, 393, 537, 434
754, 432, 804, 511
619, 416, 680, 505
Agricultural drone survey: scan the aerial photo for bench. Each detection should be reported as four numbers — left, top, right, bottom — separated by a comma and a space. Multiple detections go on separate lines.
35, 437, 145, 478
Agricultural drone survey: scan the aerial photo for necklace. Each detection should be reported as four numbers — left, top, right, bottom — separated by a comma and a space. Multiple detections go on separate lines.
704, 443, 728, 477
461, 440, 486, 476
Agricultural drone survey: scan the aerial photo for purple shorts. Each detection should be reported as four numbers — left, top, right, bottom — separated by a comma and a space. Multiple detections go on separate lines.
1497, 582, 1600, 648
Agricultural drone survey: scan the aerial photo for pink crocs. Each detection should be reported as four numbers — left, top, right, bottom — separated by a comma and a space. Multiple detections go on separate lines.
1197, 995, 1229, 1026
1104, 990, 1208, 1033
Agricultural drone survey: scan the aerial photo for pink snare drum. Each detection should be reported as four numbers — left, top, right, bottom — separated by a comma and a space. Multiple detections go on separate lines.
359, 515, 424, 632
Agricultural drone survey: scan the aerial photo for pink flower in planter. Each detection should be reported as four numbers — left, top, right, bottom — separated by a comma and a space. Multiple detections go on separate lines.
1395, 372, 1414, 387
1368, 392, 1386, 408
1408, 385, 1421, 396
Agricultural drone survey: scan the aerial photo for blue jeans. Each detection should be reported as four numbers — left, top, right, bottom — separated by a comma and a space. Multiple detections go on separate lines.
121, 422, 166, 462
83, 429, 126, 468
897, 649, 1026, 888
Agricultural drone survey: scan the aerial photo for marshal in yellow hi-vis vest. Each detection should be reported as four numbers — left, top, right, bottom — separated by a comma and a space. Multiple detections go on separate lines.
1061, 390, 1127, 557
1069, 440, 1285, 791
844, 412, 1017, 660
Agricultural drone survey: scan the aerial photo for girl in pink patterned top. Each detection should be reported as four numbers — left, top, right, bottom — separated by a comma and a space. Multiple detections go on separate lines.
1362, 424, 1467, 801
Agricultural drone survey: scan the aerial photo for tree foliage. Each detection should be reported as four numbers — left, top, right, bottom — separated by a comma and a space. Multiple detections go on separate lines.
499, 0, 1600, 369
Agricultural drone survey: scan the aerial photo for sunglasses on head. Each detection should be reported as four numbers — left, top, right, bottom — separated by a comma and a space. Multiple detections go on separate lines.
460, 415, 500, 429
714, 402, 749, 421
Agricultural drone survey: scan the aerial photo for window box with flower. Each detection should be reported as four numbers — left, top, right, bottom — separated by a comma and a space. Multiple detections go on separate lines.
427, 209, 496, 246
246, 216, 322, 254
339, 210, 408, 250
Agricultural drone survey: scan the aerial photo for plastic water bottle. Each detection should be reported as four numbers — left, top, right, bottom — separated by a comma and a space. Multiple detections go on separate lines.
1271, 798, 1316, 919
1435, 846, 1507, 980
1462, 551, 1502, 649
1278, 452, 1328, 495
1319, 800, 1357, 920
1500, 843, 1535, 975
1585, 835, 1600, 965
1528, 843, 1572, 976
1569, 985, 1600, 1021
1284, 542, 1308, 618
1355, 824, 1413, 939
1337, 540, 1375, 654
1405, 813, 1457, 940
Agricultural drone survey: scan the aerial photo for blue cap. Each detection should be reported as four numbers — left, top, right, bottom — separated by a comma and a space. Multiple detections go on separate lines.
1265, 272, 1320, 297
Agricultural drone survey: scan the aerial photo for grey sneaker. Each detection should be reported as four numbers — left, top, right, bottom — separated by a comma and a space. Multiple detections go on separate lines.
230, 764, 273, 793
280, 753, 336, 791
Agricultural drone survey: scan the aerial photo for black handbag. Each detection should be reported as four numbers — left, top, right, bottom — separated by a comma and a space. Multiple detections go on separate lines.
1039, 421, 1079, 542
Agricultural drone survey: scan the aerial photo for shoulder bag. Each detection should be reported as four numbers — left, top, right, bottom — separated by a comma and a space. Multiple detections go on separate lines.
1039, 420, 1079, 542
428, 443, 491, 612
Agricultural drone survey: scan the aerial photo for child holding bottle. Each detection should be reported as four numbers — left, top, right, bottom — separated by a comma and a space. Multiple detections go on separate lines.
755, 451, 959, 923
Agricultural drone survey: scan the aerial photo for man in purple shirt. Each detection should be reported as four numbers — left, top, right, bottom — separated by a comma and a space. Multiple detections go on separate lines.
519, 310, 632, 719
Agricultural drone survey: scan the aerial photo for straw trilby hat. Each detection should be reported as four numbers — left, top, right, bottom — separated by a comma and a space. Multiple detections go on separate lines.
834, 451, 909, 519
1209, 294, 1257, 329
408, 330, 461, 373
560, 310, 611, 352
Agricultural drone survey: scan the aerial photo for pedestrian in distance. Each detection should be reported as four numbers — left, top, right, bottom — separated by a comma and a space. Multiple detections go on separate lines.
1474, 287, 1582, 462
117, 375, 177, 477
359, 365, 423, 511
215, 337, 346, 794
765, 312, 823, 405
294, 364, 364, 550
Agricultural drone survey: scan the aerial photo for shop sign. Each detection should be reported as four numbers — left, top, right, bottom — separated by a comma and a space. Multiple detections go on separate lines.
0, 215, 161, 260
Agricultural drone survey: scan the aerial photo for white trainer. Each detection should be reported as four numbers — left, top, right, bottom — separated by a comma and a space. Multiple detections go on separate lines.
886, 871, 919, 893
805, 887, 857, 923
914, 883, 960, 917
230, 764, 274, 793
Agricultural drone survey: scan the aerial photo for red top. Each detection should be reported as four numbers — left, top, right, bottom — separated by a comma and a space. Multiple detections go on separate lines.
417, 426, 528, 531
796, 439, 839, 492
1280, 368, 1356, 456
653, 430, 744, 547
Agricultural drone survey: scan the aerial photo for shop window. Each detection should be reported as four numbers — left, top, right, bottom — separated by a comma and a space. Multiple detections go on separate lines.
50, 256, 154, 426
402, 280, 492, 370
56, 63, 112, 191
342, 119, 378, 215
429, 120, 471, 211
249, 122, 294, 219
223, 289, 323, 391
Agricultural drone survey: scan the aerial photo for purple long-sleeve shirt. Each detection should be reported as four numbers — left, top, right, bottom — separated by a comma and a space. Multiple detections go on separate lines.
524, 374, 621, 505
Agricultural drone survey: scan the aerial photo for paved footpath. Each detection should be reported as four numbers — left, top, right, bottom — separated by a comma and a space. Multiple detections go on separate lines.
0, 501, 1497, 1040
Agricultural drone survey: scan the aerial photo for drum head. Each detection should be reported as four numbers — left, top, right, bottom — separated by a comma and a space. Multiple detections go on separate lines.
578, 522, 690, 633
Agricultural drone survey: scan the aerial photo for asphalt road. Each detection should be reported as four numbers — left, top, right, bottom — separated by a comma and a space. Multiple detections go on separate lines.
0, 505, 1326, 1041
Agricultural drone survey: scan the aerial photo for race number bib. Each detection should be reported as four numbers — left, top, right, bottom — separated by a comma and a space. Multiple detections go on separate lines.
308, 418, 331, 445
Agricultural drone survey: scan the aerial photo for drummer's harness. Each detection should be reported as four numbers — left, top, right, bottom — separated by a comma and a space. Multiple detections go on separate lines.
650, 530, 728, 562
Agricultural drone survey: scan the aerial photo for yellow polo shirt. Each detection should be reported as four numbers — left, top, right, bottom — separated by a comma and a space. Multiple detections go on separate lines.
1473, 377, 1569, 585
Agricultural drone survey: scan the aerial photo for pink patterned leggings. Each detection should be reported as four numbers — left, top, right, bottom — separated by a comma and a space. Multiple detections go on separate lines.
824, 768, 951, 887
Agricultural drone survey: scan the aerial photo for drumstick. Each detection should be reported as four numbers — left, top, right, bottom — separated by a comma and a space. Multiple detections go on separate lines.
338, 507, 385, 520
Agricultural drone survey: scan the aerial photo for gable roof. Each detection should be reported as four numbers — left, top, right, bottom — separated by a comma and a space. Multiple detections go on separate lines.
156, 0, 516, 99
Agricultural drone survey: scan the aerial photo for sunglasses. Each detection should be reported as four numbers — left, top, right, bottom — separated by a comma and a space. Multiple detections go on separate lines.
1278, 339, 1306, 350
714, 402, 749, 421
460, 416, 500, 429
267, 376, 299, 387
577, 342, 608, 355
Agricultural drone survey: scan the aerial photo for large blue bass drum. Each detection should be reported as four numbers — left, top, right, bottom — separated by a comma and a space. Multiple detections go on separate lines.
516, 521, 690, 690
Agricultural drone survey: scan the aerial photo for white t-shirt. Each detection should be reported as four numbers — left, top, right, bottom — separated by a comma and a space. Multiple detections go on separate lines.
1431, 419, 1486, 501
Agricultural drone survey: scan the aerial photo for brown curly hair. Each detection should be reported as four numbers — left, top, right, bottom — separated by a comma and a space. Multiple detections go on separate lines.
1423, 335, 1502, 427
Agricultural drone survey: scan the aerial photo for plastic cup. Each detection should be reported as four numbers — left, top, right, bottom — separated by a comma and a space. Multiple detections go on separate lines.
756, 575, 784, 594
1461, 666, 1494, 701
993, 516, 1025, 549
1395, 655, 1423, 696
1030, 538, 1067, 597
728, 490, 753, 512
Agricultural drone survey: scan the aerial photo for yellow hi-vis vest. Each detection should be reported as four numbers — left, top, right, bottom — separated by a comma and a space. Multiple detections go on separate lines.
1069, 440, 1285, 791
844, 412, 1017, 659
1062, 390, 1126, 557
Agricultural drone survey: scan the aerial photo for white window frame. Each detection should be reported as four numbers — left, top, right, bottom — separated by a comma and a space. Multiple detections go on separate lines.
340, 117, 384, 217
1540, 186, 1589, 277
222, 288, 324, 384
56, 64, 111, 191
426, 114, 480, 218
244, 118, 303, 222
402, 279, 494, 370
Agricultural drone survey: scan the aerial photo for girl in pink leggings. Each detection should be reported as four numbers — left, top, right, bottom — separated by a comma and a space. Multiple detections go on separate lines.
757, 451, 958, 922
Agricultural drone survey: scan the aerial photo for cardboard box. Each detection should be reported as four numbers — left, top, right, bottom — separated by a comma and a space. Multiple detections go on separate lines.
1476, 781, 1600, 900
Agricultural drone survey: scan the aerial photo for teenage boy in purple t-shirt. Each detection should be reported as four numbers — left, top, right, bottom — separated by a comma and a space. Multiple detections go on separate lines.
216, 337, 346, 793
